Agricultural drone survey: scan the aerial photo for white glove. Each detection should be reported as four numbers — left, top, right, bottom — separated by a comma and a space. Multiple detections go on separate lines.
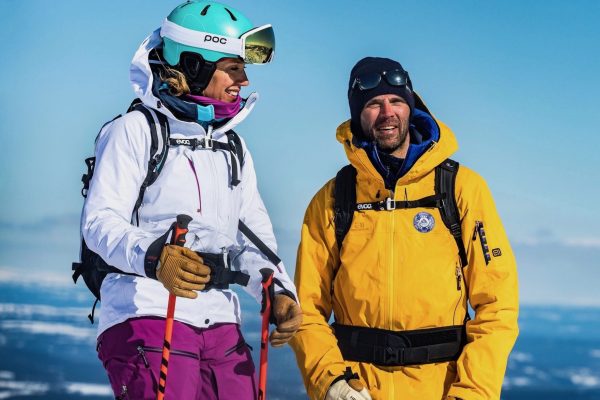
325, 380, 372, 400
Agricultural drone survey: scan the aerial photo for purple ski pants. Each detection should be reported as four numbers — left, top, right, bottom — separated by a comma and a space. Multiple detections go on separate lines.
97, 317, 256, 400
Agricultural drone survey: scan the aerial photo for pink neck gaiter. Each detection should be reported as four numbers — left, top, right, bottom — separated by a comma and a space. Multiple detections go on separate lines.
185, 94, 242, 120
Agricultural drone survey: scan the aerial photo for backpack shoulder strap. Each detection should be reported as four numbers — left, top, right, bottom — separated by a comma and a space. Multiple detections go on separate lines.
225, 130, 244, 186
238, 220, 281, 268
435, 159, 468, 267
129, 103, 170, 220
334, 165, 357, 251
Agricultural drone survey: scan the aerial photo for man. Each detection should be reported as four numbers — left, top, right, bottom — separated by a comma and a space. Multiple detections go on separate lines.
290, 57, 519, 400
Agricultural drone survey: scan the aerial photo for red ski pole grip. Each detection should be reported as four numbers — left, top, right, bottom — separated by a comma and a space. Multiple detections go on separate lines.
258, 268, 275, 400
157, 214, 192, 400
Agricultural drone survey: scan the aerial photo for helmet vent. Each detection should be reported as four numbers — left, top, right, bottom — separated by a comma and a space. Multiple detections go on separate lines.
224, 8, 238, 21
200, 5, 211, 15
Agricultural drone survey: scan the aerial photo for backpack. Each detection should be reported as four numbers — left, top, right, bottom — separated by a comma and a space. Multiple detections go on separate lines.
72, 100, 279, 323
333, 159, 468, 268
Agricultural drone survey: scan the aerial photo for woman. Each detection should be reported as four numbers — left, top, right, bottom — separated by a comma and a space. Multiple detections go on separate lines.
82, 2, 301, 399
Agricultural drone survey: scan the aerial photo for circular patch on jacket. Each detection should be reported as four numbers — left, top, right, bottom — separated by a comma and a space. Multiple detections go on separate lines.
413, 212, 435, 233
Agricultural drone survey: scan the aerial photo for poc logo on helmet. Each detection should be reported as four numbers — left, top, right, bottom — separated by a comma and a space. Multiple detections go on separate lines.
175, 139, 191, 145
357, 203, 373, 210
204, 35, 227, 45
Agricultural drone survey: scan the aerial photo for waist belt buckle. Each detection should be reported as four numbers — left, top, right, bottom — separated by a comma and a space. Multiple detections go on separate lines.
374, 345, 403, 365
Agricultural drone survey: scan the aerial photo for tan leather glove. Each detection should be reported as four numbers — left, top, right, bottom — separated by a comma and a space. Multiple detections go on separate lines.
156, 245, 211, 299
269, 294, 303, 347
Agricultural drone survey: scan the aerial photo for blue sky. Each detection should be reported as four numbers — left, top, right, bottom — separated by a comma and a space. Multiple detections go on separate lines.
0, 1, 599, 305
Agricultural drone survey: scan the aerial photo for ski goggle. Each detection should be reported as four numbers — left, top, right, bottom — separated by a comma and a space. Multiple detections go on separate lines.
161, 20, 275, 64
350, 69, 410, 93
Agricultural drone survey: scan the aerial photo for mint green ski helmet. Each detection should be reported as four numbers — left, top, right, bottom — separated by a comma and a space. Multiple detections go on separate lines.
161, 1, 274, 65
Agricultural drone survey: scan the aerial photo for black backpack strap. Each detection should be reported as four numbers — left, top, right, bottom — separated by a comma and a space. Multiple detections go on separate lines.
334, 165, 357, 251
226, 130, 244, 187
168, 129, 244, 187
238, 220, 281, 268
81, 115, 122, 198
130, 104, 170, 223
435, 159, 468, 268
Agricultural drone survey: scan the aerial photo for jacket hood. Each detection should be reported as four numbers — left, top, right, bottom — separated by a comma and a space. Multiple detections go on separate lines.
129, 28, 258, 138
336, 92, 459, 186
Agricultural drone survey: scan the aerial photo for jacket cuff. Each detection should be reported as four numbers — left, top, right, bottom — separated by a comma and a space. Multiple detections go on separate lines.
138, 230, 171, 279
274, 288, 297, 303
272, 277, 298, 303
315, 366, 347, 400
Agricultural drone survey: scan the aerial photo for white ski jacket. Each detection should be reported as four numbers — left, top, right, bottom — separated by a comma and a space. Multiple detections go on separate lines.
82, 29, 296, 336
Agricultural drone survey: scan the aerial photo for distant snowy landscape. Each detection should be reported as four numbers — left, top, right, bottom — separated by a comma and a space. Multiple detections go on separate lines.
1, 269, 600, 399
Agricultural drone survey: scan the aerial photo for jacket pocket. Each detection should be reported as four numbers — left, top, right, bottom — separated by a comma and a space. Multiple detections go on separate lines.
140, 345, 199, 360
223, 339, 253, 357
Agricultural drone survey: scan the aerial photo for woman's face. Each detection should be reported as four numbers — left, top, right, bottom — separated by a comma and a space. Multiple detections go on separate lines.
202, 58, 249, 102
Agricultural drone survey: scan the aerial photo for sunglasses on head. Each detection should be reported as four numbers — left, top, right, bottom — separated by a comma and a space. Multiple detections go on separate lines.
351, 69, 410, 93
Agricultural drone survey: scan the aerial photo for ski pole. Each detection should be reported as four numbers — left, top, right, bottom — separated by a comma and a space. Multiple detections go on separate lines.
157, 214, 192, 400
258, 268, 275, 400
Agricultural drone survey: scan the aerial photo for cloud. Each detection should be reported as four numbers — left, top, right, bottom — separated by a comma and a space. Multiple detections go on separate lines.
0, 372, 14, 380
0, 320, 95, 341
513, 238, 600, 306
0, 376, 111, 398
563, 237, 600, 249
64, 382, 112, 396
503, 376, 532, 388
515, 235, 600, 249
0, 268, 72, 288
510, 351, 534, 362
568, 369, 600, 388
0, 214, 79, 232
0, 379, 49, 399
0, 303, 89, 319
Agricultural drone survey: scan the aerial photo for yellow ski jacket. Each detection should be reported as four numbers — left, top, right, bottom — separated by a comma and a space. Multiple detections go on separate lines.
290, 102, 519, 400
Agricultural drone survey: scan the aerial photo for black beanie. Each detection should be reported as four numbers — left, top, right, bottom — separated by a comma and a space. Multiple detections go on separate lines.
348, 57, 414, 138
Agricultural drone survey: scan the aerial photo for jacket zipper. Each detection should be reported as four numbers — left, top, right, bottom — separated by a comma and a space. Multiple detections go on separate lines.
390, 188, 396, 400
473, 221, 491, 265
205, 126, 221, 219
224, 339, 253, 357
208, 150, 220, 220
187, 158, 202, 213
388, 189, 395, 331
140, 345, 199, 360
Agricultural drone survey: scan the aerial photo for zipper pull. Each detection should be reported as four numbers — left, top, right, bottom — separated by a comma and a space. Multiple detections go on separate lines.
137, 346, 150, 368
221, 247, 229, 270
456, 264, 462, 291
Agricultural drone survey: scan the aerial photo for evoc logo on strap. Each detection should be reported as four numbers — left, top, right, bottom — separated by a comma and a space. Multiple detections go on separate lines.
174, 138, 191, 146
357, 203, 373, 211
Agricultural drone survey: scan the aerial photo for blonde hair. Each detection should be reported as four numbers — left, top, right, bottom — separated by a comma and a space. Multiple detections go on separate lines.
159, 66, 191, 97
